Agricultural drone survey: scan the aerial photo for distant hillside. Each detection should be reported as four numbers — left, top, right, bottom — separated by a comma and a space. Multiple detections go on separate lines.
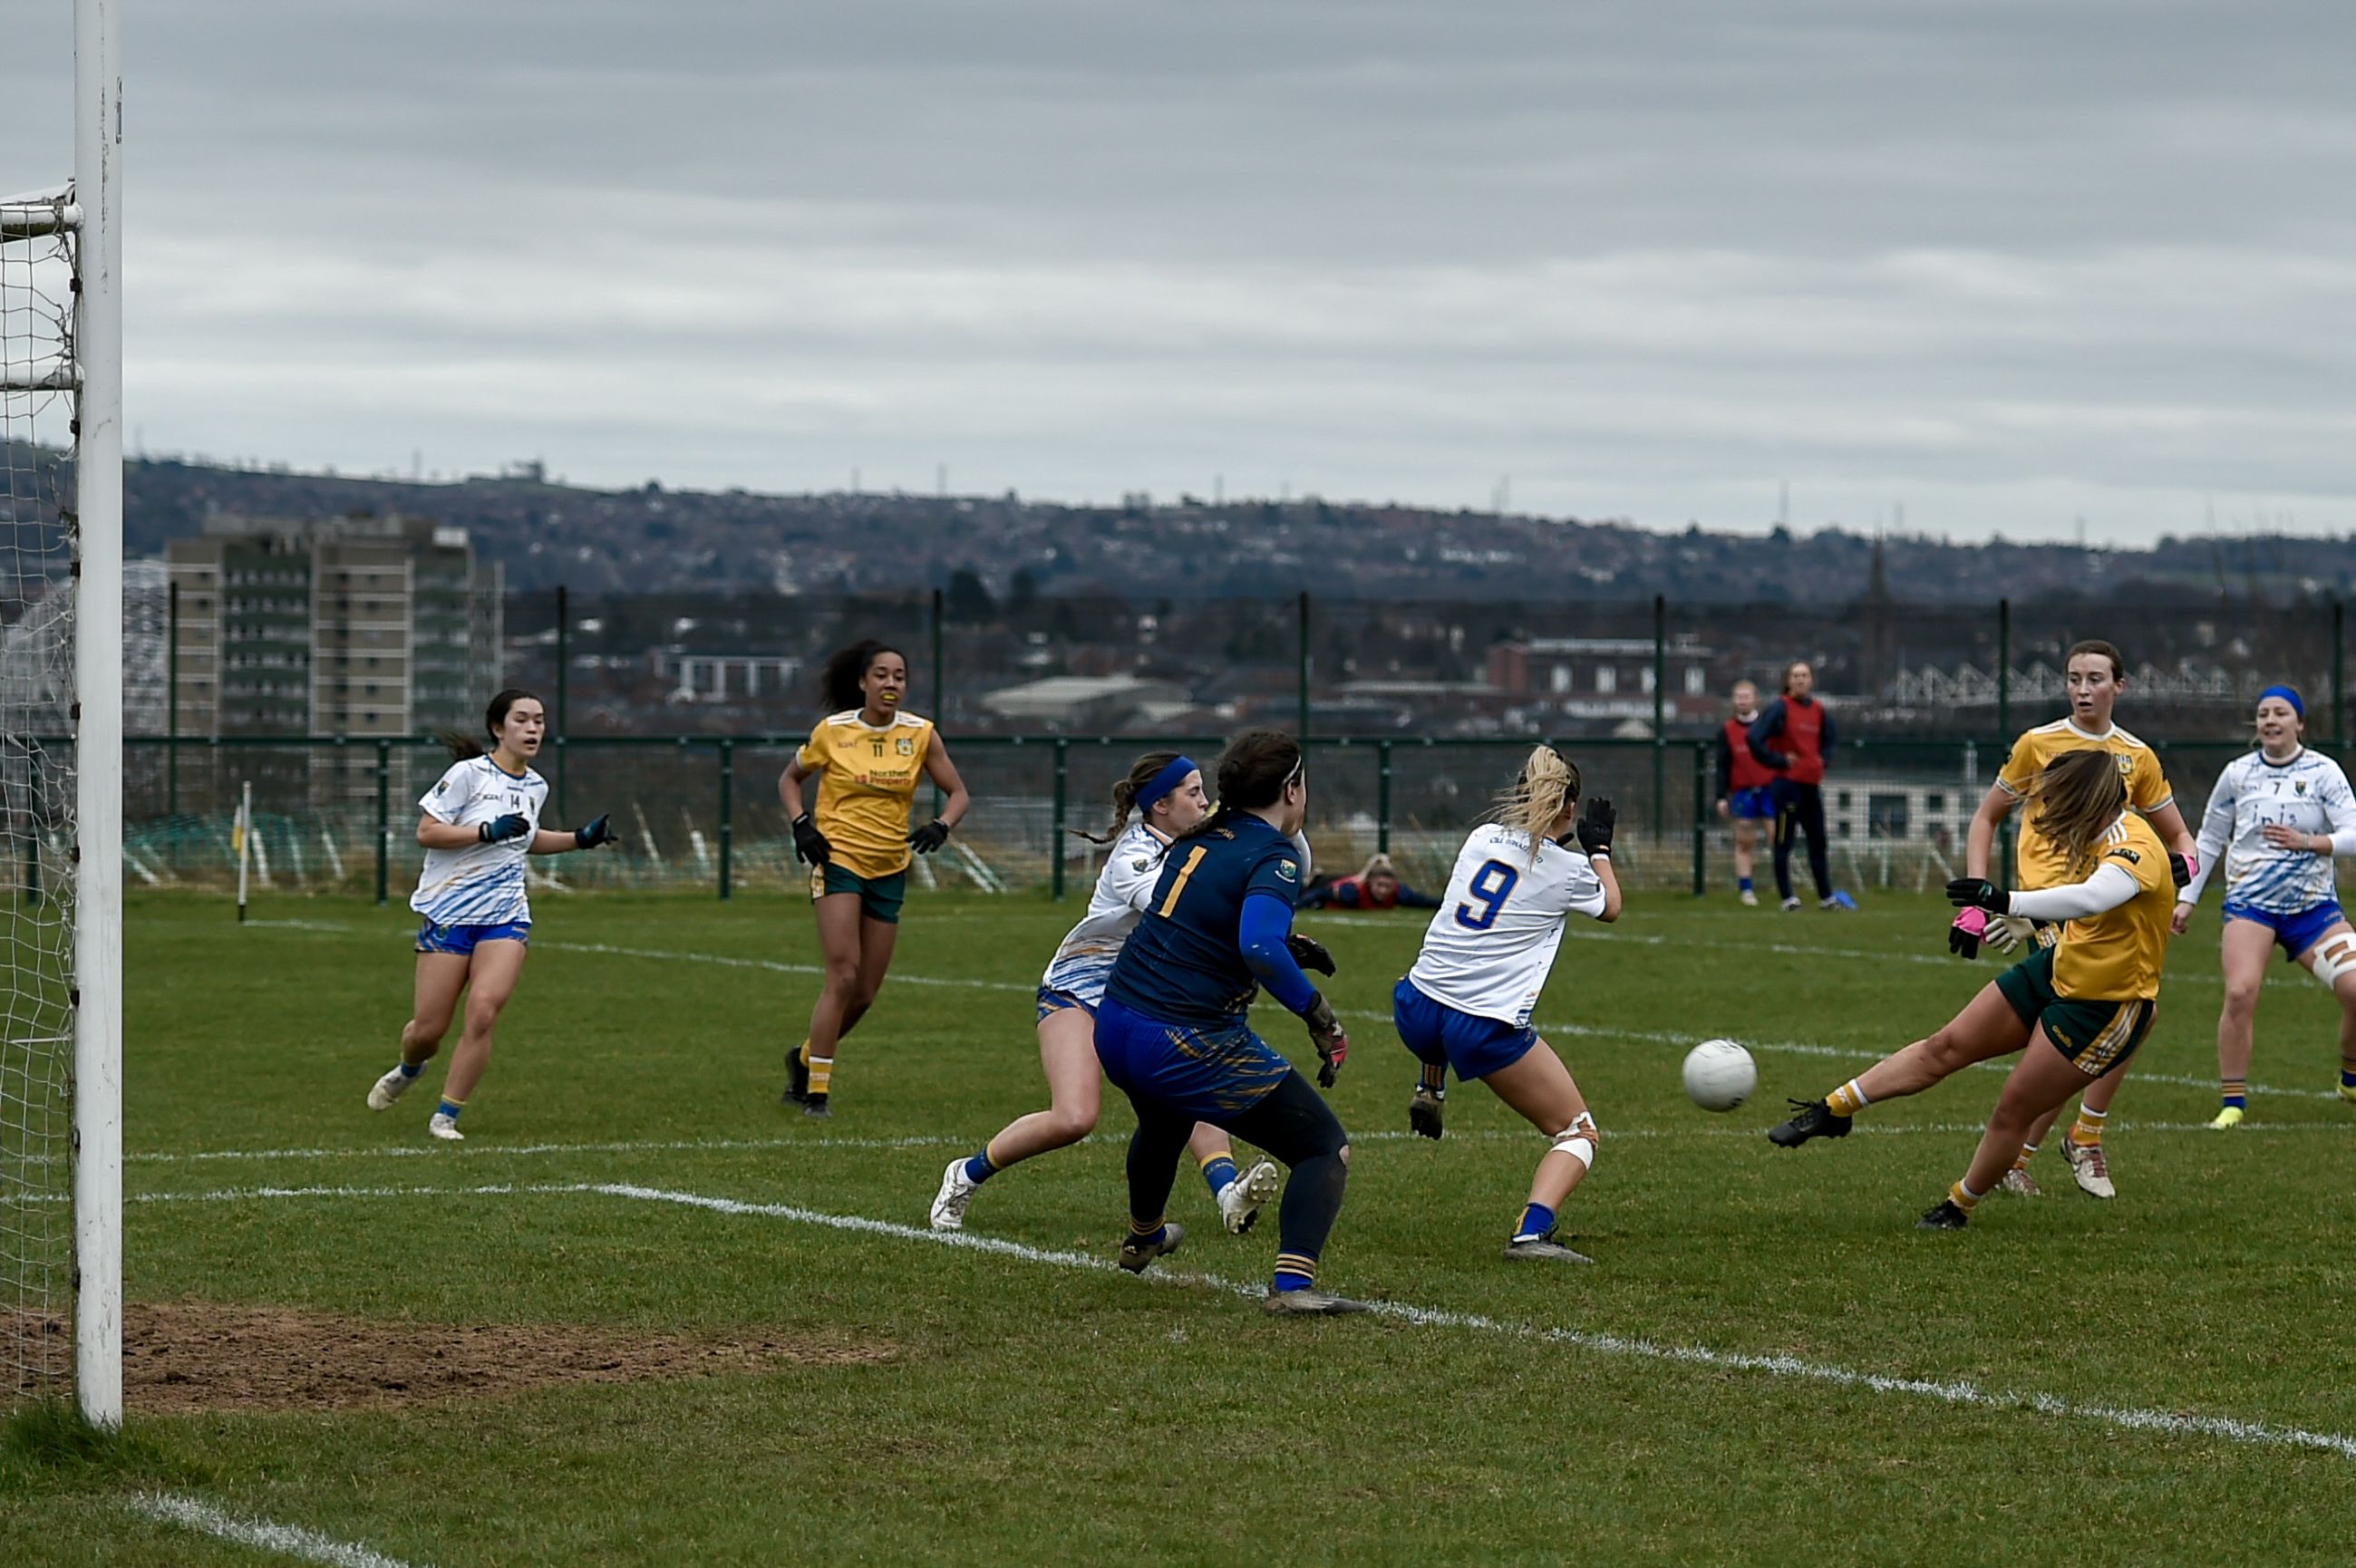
108, 453, 2356, 605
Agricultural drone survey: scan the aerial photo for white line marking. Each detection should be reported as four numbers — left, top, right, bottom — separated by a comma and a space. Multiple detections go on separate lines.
122, 1179, 2356, 1465
130, 1492, 426, 1568
109, 1116, 2351, 1174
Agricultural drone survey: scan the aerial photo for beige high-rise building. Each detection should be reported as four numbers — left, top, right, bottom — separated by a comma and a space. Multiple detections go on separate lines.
166, 515, 503, 739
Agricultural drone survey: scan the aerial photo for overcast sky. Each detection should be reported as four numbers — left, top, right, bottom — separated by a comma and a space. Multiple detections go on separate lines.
5, 1, 2351, 544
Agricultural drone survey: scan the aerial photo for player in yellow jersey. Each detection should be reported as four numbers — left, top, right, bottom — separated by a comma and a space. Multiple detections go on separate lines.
778, 638, 970, 1117
1952, 639, 2196, 1199
1769, 750, 2178, 1230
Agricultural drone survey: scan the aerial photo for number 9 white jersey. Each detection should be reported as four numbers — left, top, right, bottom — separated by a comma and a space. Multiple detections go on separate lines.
1406, 823, 1609, 1027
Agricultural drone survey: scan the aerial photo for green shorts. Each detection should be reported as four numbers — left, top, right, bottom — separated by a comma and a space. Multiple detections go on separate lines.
810, 864, 906, 924
1993, 944, 2155, 1079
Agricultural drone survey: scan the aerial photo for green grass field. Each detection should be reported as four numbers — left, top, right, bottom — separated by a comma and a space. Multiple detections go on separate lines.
8, 884, 2356, 1565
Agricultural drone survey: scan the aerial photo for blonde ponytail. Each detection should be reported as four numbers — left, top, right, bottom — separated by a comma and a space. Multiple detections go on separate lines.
1488, 745, 1582, 865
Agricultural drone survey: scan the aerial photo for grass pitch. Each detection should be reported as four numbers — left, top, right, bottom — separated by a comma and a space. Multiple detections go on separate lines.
8, 883, 2356, 1565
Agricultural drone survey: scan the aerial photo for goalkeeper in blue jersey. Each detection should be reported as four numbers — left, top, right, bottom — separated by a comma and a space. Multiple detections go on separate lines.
1093, 729, 1367, 1315
363, 690, 617, 1140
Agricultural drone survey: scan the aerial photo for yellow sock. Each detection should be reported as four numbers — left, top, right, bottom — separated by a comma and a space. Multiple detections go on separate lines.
798, 1039, 811, 1067
808, 1055, 833, 1096
2012, 1140, 2040, 1171
1948, 1178, 1983, 1214
2070, 1107, 2107, 1147
1825, 1079, 1868, 1118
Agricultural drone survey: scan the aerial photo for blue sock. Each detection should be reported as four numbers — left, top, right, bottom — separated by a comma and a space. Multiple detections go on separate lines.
435, 1099, 462, 1121
1513, 1202, 1556, 1243
1199, 1154, 1237, 1198
2342, 1065, 2356, 1089
396, 1060, 422, 1079
963, 1148, 997, 1185
1130, 1220, 1167, 1250
1739, 876, 1754, 894
1272, 1251, 1317, 1292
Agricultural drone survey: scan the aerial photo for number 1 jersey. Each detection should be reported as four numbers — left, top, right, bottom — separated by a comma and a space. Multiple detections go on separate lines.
1407, 823, 1609, 1027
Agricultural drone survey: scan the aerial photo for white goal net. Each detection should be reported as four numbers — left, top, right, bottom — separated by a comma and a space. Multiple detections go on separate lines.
0, 190, 80, 1407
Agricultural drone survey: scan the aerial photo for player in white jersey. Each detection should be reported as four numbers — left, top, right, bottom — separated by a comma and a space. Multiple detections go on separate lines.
929, 751, 1314, 1232
363, 690, 618, 1140
1391, 746, 1623, 1263
2172, 685, 2356, 1124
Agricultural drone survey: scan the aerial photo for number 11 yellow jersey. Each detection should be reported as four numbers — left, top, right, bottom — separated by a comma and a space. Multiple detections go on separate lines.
798, 710, 935, 878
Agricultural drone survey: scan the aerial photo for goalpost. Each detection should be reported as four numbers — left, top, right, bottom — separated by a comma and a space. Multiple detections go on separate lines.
0, 0, 122, 1428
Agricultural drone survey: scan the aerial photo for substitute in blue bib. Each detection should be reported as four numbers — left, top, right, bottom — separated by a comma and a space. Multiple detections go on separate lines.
364, 689, 620, 1141
1097, 728, 1368, 1316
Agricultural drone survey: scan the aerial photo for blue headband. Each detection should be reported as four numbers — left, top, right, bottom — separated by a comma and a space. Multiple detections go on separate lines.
2259, 684, 2305, 719
1135, 755, 1201, 818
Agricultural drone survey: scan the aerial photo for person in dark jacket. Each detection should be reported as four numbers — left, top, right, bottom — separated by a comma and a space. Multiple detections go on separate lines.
1748, 661, 1843, 912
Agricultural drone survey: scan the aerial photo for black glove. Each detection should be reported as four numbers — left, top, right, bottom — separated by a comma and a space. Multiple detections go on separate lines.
1304, 991, 1349, 1089
574, 813, 617, 850
907, 818, 952, 855
791, 813, 832, 866
479, 813, 529, 844
1285, 932, 1336, 977
1948, 907, 1987, 960
1944, 877, 2007, 915
1576, 796, 1615, 857
2168, 851, 2194, 890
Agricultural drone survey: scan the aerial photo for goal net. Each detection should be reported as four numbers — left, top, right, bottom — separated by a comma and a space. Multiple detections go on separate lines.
0, 189, 80, 1407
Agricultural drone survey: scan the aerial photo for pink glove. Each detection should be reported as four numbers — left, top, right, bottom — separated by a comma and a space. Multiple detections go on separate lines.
1947, 906, 1988, 959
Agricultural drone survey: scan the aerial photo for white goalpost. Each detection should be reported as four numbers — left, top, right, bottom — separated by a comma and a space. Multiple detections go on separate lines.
0, 0, 121, 1428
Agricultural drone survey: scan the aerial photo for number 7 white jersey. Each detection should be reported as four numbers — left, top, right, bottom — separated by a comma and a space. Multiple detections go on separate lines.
1407, 823, 1608, 1026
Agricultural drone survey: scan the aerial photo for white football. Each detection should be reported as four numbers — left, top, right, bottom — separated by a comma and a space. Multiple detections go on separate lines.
1682, 1039, 1757, 1113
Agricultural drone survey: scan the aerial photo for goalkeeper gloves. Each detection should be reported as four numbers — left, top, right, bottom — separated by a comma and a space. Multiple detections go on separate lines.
1986, 913, 2037, 953
1303, 991, 1349, 1088
479, 813, 529, 844
1948, 906, 1987, 960
907, 818, 952, 855
1944, 877, 2008, 915
791, 813, 832, 866
1576, 796, 1615, 857
1285, 932, 1336, 977
575, 814, 617, 850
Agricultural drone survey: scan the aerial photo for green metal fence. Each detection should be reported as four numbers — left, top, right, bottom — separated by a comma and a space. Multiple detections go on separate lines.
78, 731, 2356, 905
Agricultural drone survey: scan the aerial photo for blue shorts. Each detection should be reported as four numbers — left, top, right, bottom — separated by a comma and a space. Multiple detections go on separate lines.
1391, 977, 1539, 1081
1035, 987, 1096, 1024
415, 918, 531, 956
1091, 997, 1294, 1122
2222, 898, 2348, 960
1728, 785, 1776, 820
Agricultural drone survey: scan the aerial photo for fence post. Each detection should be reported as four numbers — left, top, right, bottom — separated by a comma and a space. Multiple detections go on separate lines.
166, 578, 179, 818
1377, 739, 1393, 855
2334, 597, 2345, 747
1995, 597, 2011, 742
1051, 738, 1070, 902
1296, 591, 1311, 739
554, 584, 569, 822
373, 738, 391, 906
717, 738, 734, 901
1653, 593, 1666, 841
1691, 740, 1708, 895
931, 586, 947, 817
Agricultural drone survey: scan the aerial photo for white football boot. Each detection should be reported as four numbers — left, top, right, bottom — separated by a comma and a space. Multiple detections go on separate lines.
2061, 1137, 2114, 1199
1217, 1158, 1282, 1235
366, 1067, 417, 1111
930, 1157, 981, 1231
427, 1111, 465, 1142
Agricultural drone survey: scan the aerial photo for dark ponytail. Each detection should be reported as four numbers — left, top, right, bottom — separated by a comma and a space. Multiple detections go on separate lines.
821, 639, 906, 712
1178, 728, 1304, 843
440, 687, 541, 761
1074, 750, 1185, 844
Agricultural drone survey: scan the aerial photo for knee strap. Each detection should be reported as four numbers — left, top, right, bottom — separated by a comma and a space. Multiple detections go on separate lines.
2312, 933, 2356, 989
1548, 1111, 1598, 1171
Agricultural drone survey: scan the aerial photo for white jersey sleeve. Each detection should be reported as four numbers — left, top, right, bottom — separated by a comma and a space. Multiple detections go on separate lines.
409, 758, 548, 927
1041, 822, 1171, 1005
2203, 749, 2353, 915
1405, 823, 1605, 1027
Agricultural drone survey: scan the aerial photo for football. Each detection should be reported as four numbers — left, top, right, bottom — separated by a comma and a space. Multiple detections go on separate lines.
1682, 1039, 1757, 1112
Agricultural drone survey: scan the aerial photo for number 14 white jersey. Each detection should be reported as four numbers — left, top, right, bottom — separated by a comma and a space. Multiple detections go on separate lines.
1407, 823, 1608, 1026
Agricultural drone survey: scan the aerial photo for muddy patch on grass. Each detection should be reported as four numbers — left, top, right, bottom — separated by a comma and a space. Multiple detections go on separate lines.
114, 1301, 890, 1413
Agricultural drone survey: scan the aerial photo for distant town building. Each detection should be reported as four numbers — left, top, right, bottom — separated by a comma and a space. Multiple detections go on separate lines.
981, 673, 1188, 731
165, 515, 502, 738
1485, 637, 1716, 724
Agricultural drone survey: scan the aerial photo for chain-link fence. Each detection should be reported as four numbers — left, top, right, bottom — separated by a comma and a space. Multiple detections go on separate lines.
89, 731, 2356, 904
